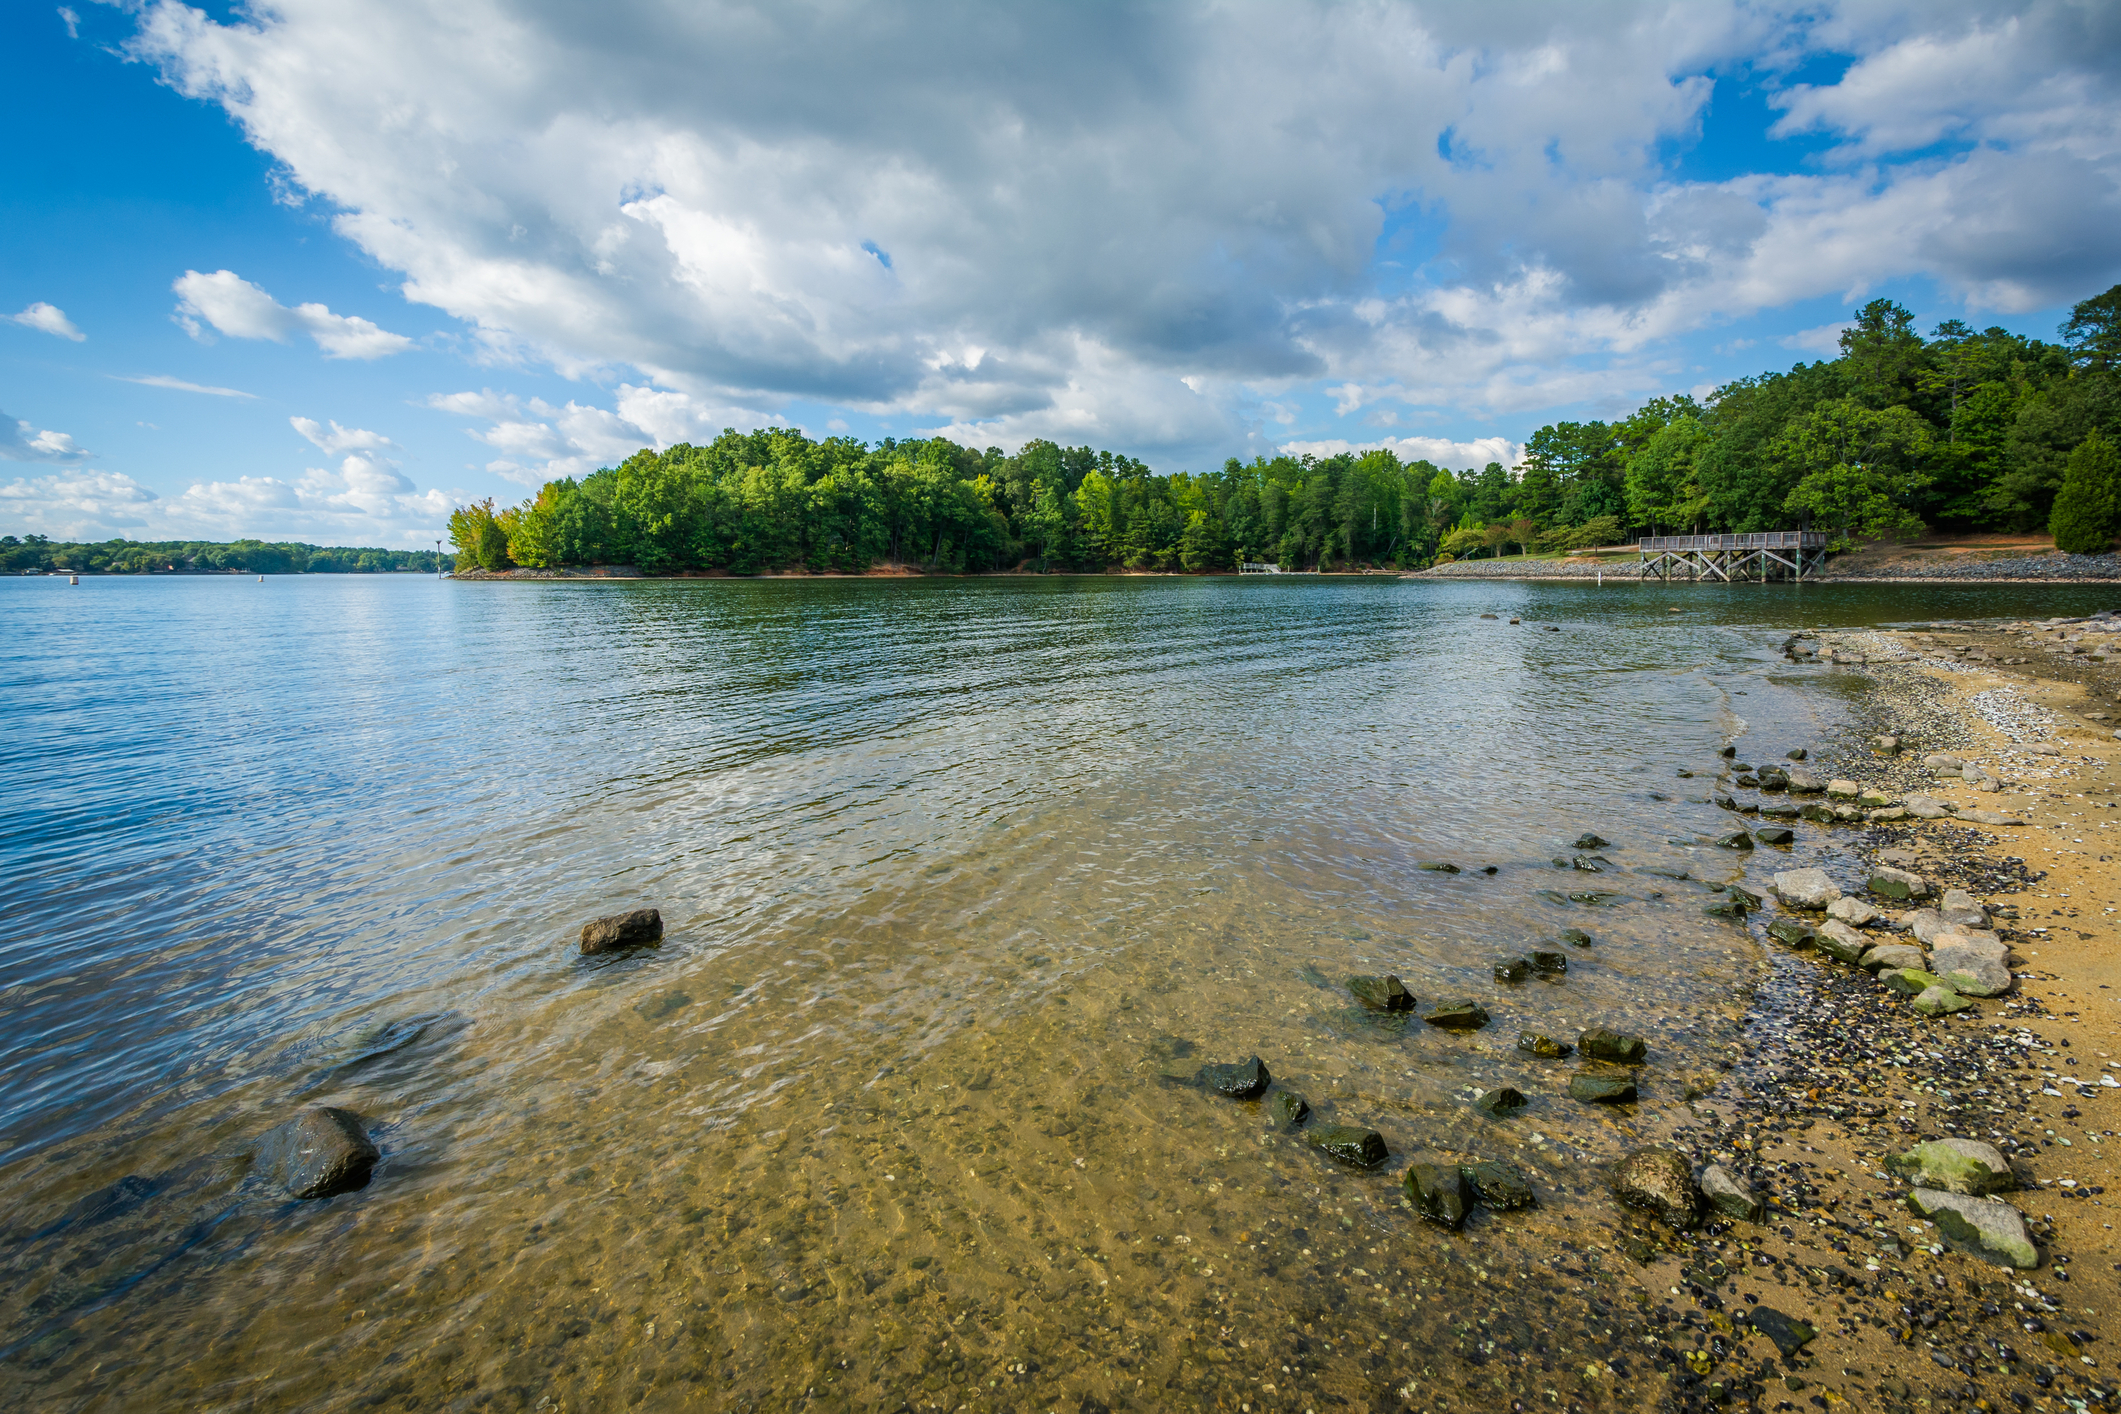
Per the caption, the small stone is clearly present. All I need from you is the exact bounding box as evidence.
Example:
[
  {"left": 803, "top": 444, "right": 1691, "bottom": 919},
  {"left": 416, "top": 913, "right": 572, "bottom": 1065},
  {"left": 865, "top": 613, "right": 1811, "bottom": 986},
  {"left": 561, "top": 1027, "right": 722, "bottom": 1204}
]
[
  {"left": 1755, "top": 765, "right": 1790, "bottom": 791},
  {"left": 1825, "top": 779, "right": 1861, "bottom": 800},
  {"left": 1713, "top": 791, "right": 1739, "bottom": 811},
  {"left": 1417, "top": 860, "right": 1462, "bottom": 873},
  {"left": 1826, "top": 896, "right": 1879, "bottom": 926},
  {"left": 1904, "top": 908, "right": 1948, "bottom": 943},
  {"left": 1719, "top": 745, "right": 1736, "bottom": 758},
  {"left": 1527, "top": 950, "right": 1567, "bottom": 974},
  {"left": 1423, "top": 1000, "right": 1489, "bottom": 1030},
  {"left": 1786, "top": 769, "right": 1824, "bottom": 794},
  {"left": 579, "top": 907, "right": 664, "bottom": 955},
  {"left": 254, "top": 1107, "right": 380, "bottom": 1200},
  {"left": 1571, "top": 854, "right": 1611, "bottom": 872},
  {"left": 1493, "top": 958, "right": 1530, "bottom": 983},
  {"left": 1197, "top": 1056, "right": 1272, "bottom": 1098},
  {"left": 1460, "top": 1159, "right": 1535, "bottom": 1210},
  {"left": 1569, "top": 1075, "right": 1637, "bottom": 1104},
  {"left": 1766, "top": 917, "right": 1816, "bottom": 948},
  {"left": 1904, "top": 1189, "right": 2038, "bottom": 1269},
  {"left": 1885, "top": 1138, "right": 2013, "bottom": 1196},
  {"left": 1960, "top": 808, "right": 2024, "bottom": 826},
  {"left": 1785, "top": 748, "right": 1807, "bottom": 760},
  {"left": 1858, "top": 943, "right": 1926, "bottom": 973},
  {"left": 1347, "top": 974, "right": 1415, "bottom": 1011},
  {"left": 1875, "top": 733, "right": 1900, "bottom": 754},
  {"left": 1771, "top": 868, "right": 1840, "bottom": 909},
  {"left": 1558, "top": 928, "right": 1594, "bottom": 948},
  {"left": 1866, "top": 806, "right": 1909, "bottom": 823},
  {"left": 1308, "top": 1125, "right": 1388, "bottom": 1168},
  {"left": 1517, "top": 1031, "right": 1571, "bottom": 1058},
  {"left": 1867, "top": 866, "right": 1931, "bottom": 901},
  {"left": 1700, "top": 1162, "right": 1761, "bottom": 1221},
  {"left": 1799, "top": 802, "right": 1836, "bottom": 823},
  {"left": 1713, "top": 830, "right": 1753, "bottom": 850},
  {"left": 1473, "top": 1086, "right": 1527, "bottom": 1116},
  {"left": 1912, "top": 985, "right": 1976, "bottom": 1016},
  {"left": 1270, "top": 1090, "right": 1311, "bottom": 1127},
  {"left": 1407, "top": 1162, "right": 1471, "bottom": 1228},
  {"left": 1755, "top": 825, "right": 1796, "bottom": 843},
  {"left": 1612, "top": 1147, "right": 1696, "bottom": 1228},
  {"left": 1816, "top": 920, "right": 1870, "bottom": 963},
  {"left": 1922, "top": 752, "right": 1966, "bottom": 772},
  {"left": 1749, "top": 1308, "right": 1817, "bottom": 1359},
  {"left": 1703, "top": 897, "right": 1750, "bottom": 921},
  {"left": 1579, "top": 1026, "right": 1646, "bottom": 1064},
  {"left": 1904, "top": 795, "right": 1953, "bottom": 820},
  {"left": 1572, "top": 832, "right": 1609, "bottom": 849}
]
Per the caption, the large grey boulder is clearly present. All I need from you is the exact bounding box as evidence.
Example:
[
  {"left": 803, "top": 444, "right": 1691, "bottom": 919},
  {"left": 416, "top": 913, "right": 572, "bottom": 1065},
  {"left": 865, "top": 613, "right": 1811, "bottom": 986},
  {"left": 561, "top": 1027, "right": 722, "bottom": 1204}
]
[
  {"left": 1827, "top": 896, "right": 1880, "bottom": 927},
  {"left": 579, "top": 908, "right": 664, "bottom": 954},
  {"left": 1825, "top": 779, "right": 1862, "bottom": 800},
  {"left": 1904, "top": 796, "right": 1953, "bottom": 820},
  {"left": 1868, "top": 866, "right": 1933, "bottom": 901},
  {"left": 1923, "top": 753, "right": 1966, "bottom": 772},
  {"left": 1904, "top": 908, "right": 1948, "bottom": 944},
  {"left": 255, "top": 1107, "right": 380, "bottom": 1199},
  {"left": 1905, "top": 1189, "right": 2038, "bottom": 1269},
  {"left": 1613, "top": 1148, "right": 1697, "bottom": 1229},
  {"left": 1700, "top": 1163, "right": 1761, "bottom": 1221},
  {"left": 1785, "top": 769, "right": 1825, "bottom": 794},
  {"left": 1940, "top": 890, "right": 1990, "bottom": 929},
  {"left": 1816, "top": 920, "right": 1871, "bottom": 964},
  {"left": 1771, "top": 868, "right": 1840, "bottom": 910},
  {"left": 1859, "top": 943, "right": 1927, "bottom": 973},
  {"left": 1932, "top": 949, "right": 2014, "bottom": 997},
  {"left": 1935, "top": 930, "right": 2008, "bottom": 962},
  {"left": 1886, "top": 1138, "right": 2013, "bottom": 1196}
]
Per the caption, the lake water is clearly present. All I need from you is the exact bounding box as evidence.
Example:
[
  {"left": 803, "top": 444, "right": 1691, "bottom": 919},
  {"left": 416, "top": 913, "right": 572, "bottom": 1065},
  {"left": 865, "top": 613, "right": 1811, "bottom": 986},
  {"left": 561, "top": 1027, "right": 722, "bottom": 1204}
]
[{"left": 0, "top": 573, "right": 2107, "bottom": 1411}]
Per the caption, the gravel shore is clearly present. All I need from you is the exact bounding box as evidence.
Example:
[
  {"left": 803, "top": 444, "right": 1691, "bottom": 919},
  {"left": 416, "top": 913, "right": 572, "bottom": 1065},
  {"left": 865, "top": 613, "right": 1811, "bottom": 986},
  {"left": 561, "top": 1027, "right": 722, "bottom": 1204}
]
[{"left": 1609, "top": 614, "right": 2121, "bottom": 1413}]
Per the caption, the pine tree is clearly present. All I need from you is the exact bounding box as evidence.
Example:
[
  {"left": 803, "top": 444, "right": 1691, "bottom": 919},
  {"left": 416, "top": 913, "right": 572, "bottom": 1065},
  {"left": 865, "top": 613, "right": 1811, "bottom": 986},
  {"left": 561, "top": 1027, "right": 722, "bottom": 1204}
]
[{"left": 2049, "top": 428, "right": 2121, "bottom": 555}]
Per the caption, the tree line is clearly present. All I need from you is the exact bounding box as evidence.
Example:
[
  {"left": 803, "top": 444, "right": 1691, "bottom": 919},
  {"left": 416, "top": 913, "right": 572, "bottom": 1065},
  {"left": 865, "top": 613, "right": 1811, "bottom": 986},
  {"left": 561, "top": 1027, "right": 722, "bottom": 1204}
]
[
  {"left": 0, "top": 536, "right": 454, "bottom": 575},
  {"left": 451, "top": 284, "right": 2120, "bottom": 576}
]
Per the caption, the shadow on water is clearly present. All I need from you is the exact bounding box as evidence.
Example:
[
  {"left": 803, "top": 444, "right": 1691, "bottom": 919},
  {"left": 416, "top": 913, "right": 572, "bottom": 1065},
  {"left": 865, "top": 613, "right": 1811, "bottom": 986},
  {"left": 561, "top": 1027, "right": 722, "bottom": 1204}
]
[{"left": 0, "top": 574, "right": 2110, "bottom": 1407}]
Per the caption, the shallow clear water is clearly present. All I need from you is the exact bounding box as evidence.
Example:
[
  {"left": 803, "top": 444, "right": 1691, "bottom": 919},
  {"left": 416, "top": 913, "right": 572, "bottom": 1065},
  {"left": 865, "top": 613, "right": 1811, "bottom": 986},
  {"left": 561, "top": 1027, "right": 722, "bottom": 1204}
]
[{"left": 0, "top": 574, "right": 2106, "bottom": 1411}]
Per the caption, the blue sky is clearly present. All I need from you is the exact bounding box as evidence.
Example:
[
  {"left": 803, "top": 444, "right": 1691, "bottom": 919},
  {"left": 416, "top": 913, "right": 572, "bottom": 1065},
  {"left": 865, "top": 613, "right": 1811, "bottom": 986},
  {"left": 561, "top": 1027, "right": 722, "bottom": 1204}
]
[{"left": 4, "top": 1, "right": 2116, "bottom": 548}]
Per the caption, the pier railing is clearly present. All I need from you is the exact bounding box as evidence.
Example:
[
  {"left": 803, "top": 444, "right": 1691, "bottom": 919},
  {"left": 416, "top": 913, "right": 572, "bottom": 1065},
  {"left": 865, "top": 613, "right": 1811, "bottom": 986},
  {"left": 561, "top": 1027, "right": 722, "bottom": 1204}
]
[{"left": 1637, "top": 533, "right": 1829, "bottom": 552}]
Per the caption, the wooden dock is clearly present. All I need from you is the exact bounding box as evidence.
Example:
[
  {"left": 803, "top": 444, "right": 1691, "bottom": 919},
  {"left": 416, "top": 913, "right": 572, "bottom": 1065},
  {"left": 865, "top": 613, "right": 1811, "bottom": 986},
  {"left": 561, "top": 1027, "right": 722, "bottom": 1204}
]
[{"left": 1638, "top": 532, "right": 1829, "bottom": 582}]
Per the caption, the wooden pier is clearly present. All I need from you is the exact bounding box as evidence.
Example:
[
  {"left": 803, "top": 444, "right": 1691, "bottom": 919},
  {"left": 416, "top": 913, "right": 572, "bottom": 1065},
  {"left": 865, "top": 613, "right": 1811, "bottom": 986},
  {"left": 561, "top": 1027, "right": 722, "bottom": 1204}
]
[{"left": 1637, "top": 532, "right": 1829, "bottom": 582}]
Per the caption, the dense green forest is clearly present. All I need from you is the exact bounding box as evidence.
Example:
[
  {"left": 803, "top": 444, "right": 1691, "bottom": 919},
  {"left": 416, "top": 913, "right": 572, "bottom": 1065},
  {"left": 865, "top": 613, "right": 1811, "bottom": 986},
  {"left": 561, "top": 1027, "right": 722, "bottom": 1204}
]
[
  {"left": 0, "top": 536, "right": 452, "bottom": 575},
  {"left": 452, "top": 284, "right": 2121, "bottom": 574}
]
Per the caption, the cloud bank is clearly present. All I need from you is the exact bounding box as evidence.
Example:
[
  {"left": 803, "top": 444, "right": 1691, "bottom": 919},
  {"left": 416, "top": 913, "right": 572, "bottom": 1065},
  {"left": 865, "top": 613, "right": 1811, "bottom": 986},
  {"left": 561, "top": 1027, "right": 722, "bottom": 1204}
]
[{"left": 120, "top": 0, "right": 2121, "bottom": 464}]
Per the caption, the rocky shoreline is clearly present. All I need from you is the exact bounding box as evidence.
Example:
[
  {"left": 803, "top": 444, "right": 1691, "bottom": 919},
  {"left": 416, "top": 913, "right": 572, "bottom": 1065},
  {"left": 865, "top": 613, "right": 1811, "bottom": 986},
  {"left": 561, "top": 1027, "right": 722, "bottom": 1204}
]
[
  {"left": 1591, "top": 609, "right": 2121, "bottom": 1412},
  {"left": 1413, "top": 552, "right": 2121, "bottom": 583}
]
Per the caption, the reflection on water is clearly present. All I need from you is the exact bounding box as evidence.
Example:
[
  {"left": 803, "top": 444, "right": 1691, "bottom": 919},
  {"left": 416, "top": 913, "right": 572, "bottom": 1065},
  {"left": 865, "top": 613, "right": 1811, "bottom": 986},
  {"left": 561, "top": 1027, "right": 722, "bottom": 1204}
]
[{"left": 0, "top": 574, "right": 2105, "bottom": 1409}]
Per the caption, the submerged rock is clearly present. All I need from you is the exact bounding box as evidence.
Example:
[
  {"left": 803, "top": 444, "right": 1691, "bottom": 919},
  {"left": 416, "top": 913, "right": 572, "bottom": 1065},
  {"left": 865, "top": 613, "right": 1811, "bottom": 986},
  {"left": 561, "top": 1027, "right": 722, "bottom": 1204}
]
[
  {"left": 1308, "top": 1125, "right": 1388, "bottom": 1168},
  {"left": 1461, "top": 1159, "right": 1535, "bottom": 1210},
  {"left": 1700, "top": 1163, "right": 1761, "bottom": 1221},
  {"left": 1557, "top": 928, "right": 1595, "bottom": 947},
  {"left": 1613, "top": 1147, "right": 1696, "bottom": 1228},
  {"left": 1905, "top": 1188, "right": 2038, "bottom": 1268},
  {"left": 1572, "top": 832, "right": 1609, "bottom": 849},
  {"left": 1417, "top": 860, "right": 1462, "bottom": 873},
  {"left": 1754, "top": 823, "right": 1796, "bottom": 842},
  {"left": 1749, "top": 1308, "right": 1817, "bottom": 1359},
  {"left": 1347, "top": 974, "right": 1415, "bottom": 1011},
  {"left": 1799, "top": 802, "right": 1837, "bottom": 823},
  {"left": 1473, "top": 1086, "right": 1527, "bottom": 1117},
  {"left": 1270, "top": 1090, "right": 1311, "bottom": 1127},
  {"left": 1766, "top": 917, "right": 1817, "bottom": 948},
  {"left": 1771, "top": 868, "right": 1840, "bottom": 909},
  {"left": 1569, "top": 1075, "right": 1637, "bottom": 1104},
  {"left": 1578, "top": 1026, "right": 1646, "bottom": 1064},
  {"left": 1423, "top": 1000, "right": 1489, "bottom": 1030},
  {"left": 579, "top": 907, "right": 664, "bottom": 955},
  {"left": 255, "top": 1106, "right": 380, "bottom": 1200},
  {"left": 1493, "top": 958, "right": 1530, "bottom": 983},
  {"left": 1406, "top": 1162, "right": 1471, "bottom": 1228},
  {"left": 1886, "top": 1138, "right": 2013, "bottom": 1196},
  {"left": 1713, "top": 830, "right": 1754, "bottom": 850},
  {"left": 1197, "top": 1056, "right": 1272, "bottom": 1099},
  {"left": 1527, "top": 950, "right": 1567, "bottom": 974},
  {"left": 1517, "top": 1031, "right": 1572, "bottom": 1058}
]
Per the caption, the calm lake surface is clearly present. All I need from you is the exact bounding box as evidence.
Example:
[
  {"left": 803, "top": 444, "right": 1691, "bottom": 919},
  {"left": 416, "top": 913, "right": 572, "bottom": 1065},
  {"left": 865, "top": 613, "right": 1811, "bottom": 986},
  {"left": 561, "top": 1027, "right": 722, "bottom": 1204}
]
[{"left": 0, "top": 573, "right": 2107, "bottom": 1411}]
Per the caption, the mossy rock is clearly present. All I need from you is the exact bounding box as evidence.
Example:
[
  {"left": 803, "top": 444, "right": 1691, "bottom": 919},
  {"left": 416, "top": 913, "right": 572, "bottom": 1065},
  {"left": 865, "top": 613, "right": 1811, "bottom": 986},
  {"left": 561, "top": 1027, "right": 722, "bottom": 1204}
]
[
  {"left": 1579, "top": 1026, "right": 1647, "bottom": 1064},
  {"left": 1270, "top": 1090, "right": 1310, "bottom": 1127},
  {"left": 1461, "top": 1159, "right": 1536, "bottom": 1210},
  {"left": 1196, "top": 1056, "right": 1271, "bottom": 1099},
  {"left": 1493, "top": 958, "right": 1530, "bottom": 983},
  {"left": 1714, "top": 831, "right": 1754, "bottom": 850},
  {"left": 1558, "top": 928, "right": 1595, "bottom": 947},
  {"left": 1528, "top": 951, "right": 1567, "bottom": 974},
  {"left": 1569, "top": 1075, "right": 1638, "bottom": 1104},
  {"left": 1880, "top": 968, "right": 1947, "bottom": 997},
  {"left": 1423, "top": 1000, "right": 1490, "bottom": 1030},
  {"left": 1406, "top": 1162, "right": 1470, "bottom": 1229},
  {"left": 1766, "top": 918, "right": 1816, "bottom": 948},
  {"left": 1516, "top": 1031, "right": 1571, "bottom": 1058},
  {"left": 1473, "top": 1086, "right": 1526, "bottom": 1117}
]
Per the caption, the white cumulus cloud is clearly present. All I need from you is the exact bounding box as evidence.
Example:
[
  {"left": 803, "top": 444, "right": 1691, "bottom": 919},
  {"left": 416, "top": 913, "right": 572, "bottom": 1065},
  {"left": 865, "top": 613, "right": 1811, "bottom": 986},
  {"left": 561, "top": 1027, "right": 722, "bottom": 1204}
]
[
  {"left": 7, "top": 302, "right": 86, "bottom": 341},
  {"left": 1278, "top": 436, "right": 1525, "bottom": 472},
  {"left": 172, "top": 269, "right": 415, "bottom": 360},
  {"left": 1, "top": 412, "right": 90, "bottom": 465},
  {"left": 426, "top": 385, "right": 782, "bottom": 484},
  {"left": 120, "top": 0, "right": 2121, "bottom": 462}
]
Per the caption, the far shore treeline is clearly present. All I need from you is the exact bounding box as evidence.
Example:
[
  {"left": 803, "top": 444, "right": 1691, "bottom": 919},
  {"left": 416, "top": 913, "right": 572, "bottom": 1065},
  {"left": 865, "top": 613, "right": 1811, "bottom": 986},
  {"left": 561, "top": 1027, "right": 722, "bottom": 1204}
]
[
  {"left": 451, "top": 284, "right": 2121, "bottom": 575},
  {"left": 0, "top": 536, "right": 452, "bottom": 576}
]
